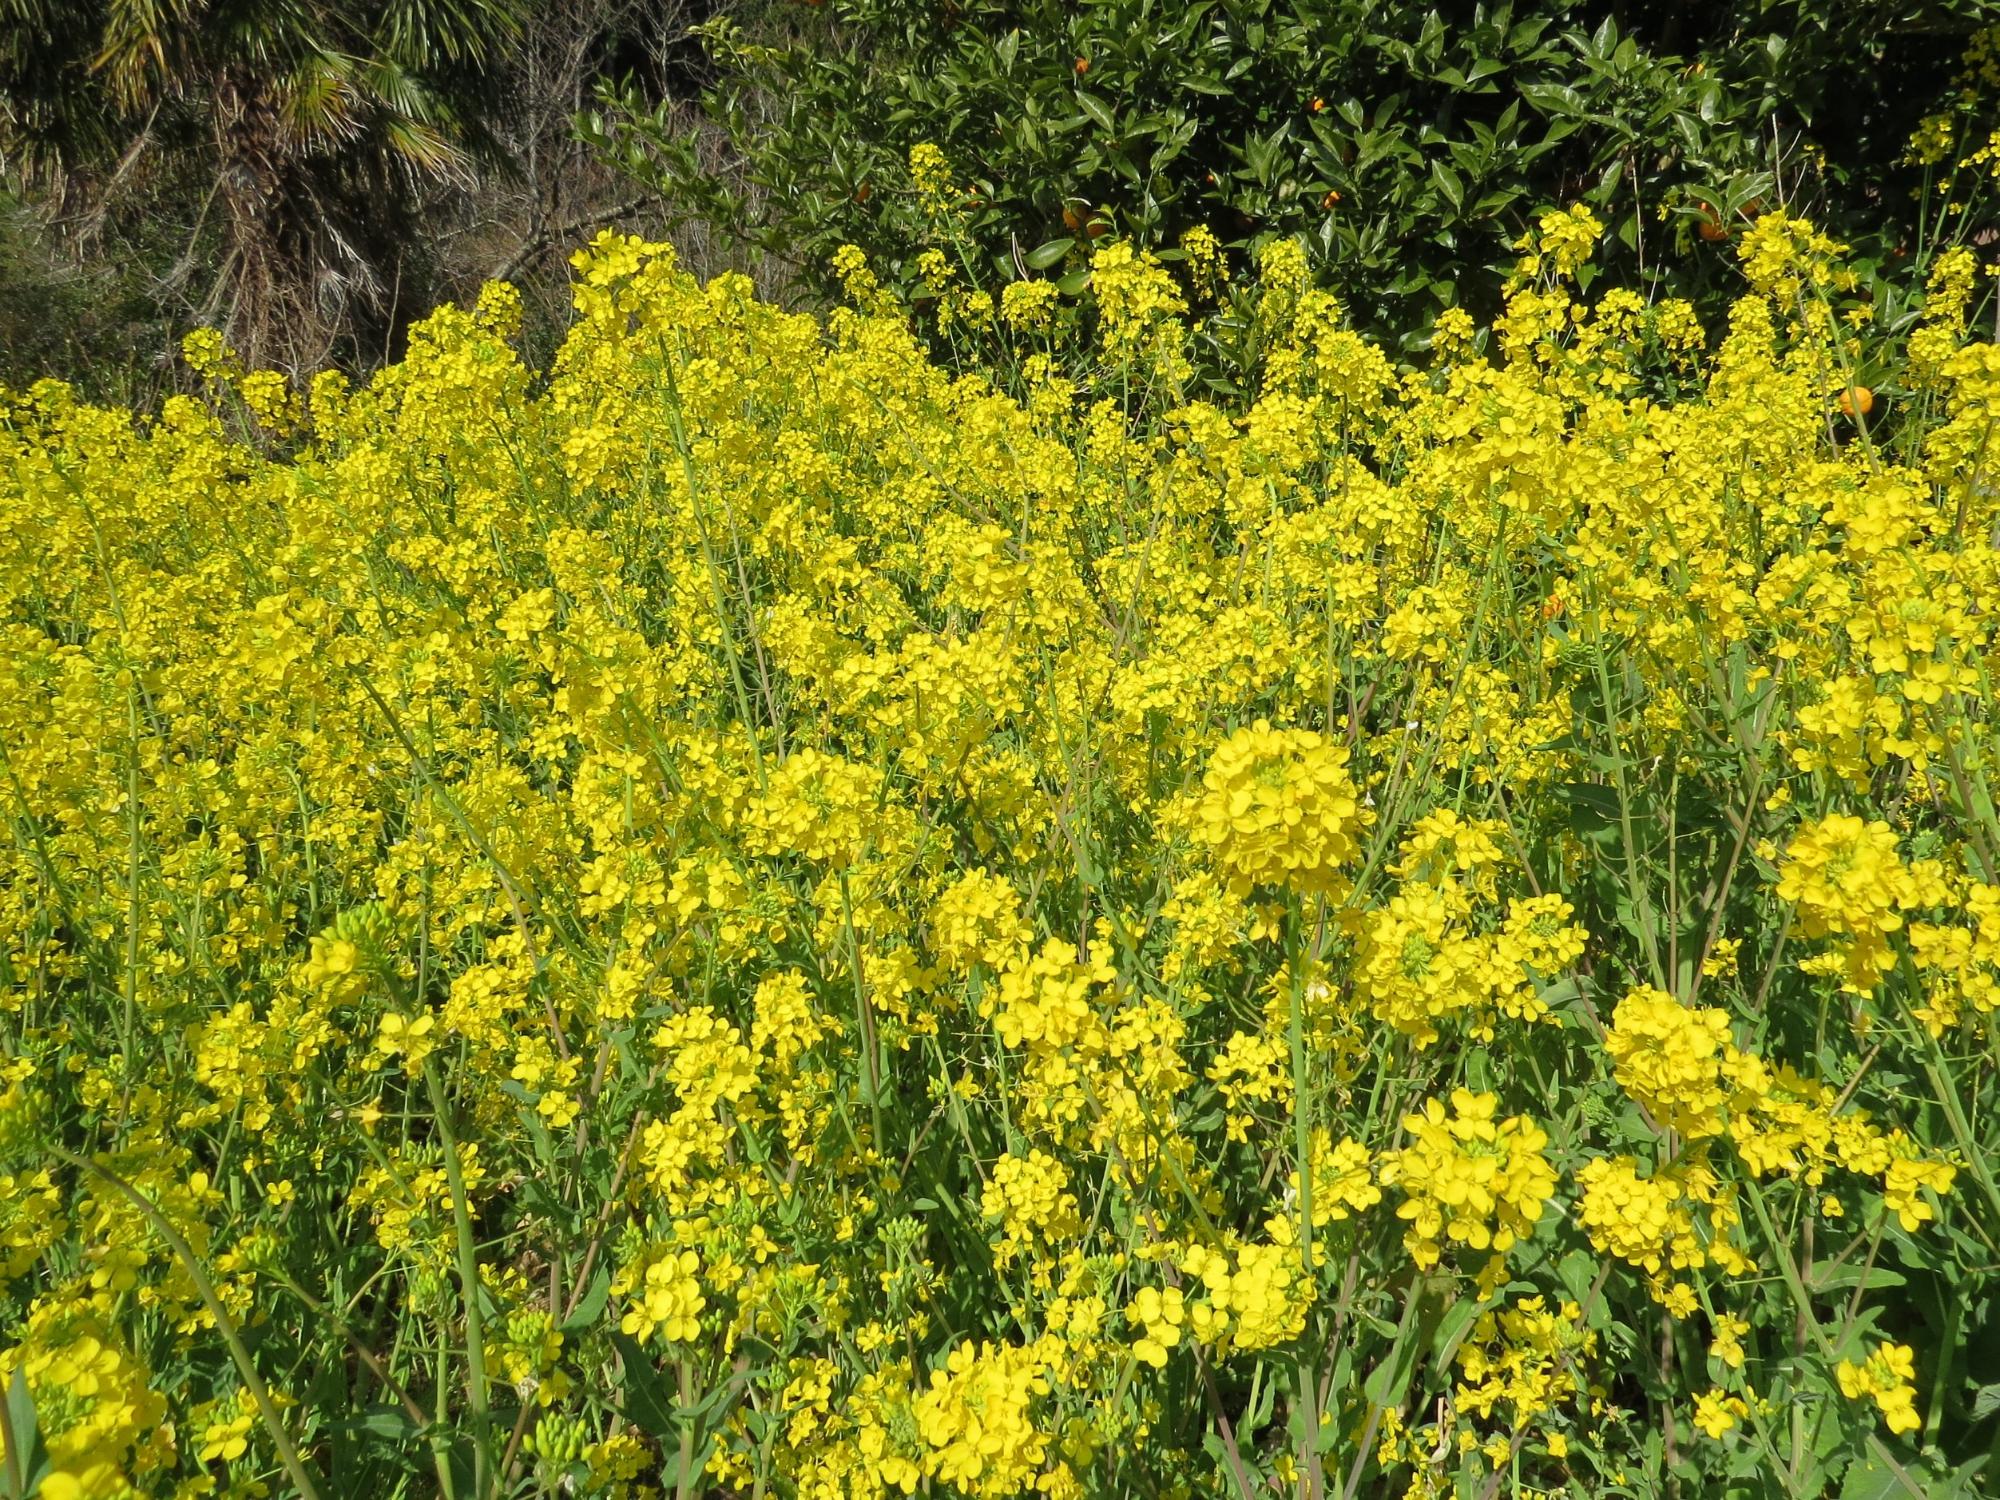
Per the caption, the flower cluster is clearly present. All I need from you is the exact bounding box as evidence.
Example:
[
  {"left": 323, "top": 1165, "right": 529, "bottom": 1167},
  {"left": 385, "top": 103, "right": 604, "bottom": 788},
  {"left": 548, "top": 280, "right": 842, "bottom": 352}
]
[
  {"left": 1379, "top": 1090, "right": 1557, "bottom": 1275},
  {"left": 1189, "top": 721, "right": 1367, "bottom": 898},
  {"left": 0, "top": 211, "right": 1992, "bottom": 1499},
  {"left": 1776, "top": 815, "right": 1950, "bottom": 986},
  {"left": 1602, "top": 987, "right": 1741, "bottom": 1138},
  {"left": 1836, "top": 1342, "right": 1923, "bottom": 1435}
]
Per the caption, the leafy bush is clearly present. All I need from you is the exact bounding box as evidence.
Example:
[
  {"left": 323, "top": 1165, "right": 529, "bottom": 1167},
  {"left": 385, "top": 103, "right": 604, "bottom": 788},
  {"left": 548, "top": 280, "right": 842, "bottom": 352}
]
[
  {"left": 596, "top": 0, "right": 1999, "bottom": 351},
  {"left": 0, "top": 195, "right": 177, "bottom": 401},
  {"left": 5, "top": 216, "right": 2000, "bottom": 1498}
]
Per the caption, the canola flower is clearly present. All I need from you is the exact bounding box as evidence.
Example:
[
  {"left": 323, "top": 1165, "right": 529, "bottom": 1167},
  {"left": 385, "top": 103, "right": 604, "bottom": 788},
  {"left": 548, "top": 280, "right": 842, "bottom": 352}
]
[
  {"left": 0, "top": 201, "right": 1994, "bottom": 1499},
  {"left": 1836, "top": 1342, "right": 1925, "bottom": 1436}
]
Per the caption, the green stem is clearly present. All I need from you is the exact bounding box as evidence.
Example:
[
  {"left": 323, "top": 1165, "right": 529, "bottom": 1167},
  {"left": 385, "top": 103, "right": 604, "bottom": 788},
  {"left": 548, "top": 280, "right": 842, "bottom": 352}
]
[
  {"left": 1741, "top": 1177, "right": 1929, "bottom": 1500},
  {"left": 1917, "top": 1028, "right": 2000, "bottom": 1228},
  {"left": 1286, "top": 916, "right": 1322, "bottom": 1500},
  {"left": 424, "top": 1061, "right": 492, "bottom": 1497},
  {"left": 838, "top": 870, "right": 885, "bottom": 1151}
]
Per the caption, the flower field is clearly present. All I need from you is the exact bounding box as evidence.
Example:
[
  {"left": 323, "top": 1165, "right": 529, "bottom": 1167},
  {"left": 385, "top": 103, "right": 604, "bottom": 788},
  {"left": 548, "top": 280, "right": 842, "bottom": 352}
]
[{"left": 4, "top": 206, "right": 2000, "bottom": 1498}]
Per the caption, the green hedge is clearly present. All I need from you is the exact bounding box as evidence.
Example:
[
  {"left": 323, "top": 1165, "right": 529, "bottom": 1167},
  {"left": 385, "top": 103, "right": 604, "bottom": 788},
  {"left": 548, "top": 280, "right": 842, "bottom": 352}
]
[{"left": 593, "top": 0, "right": 1998, "bottom": 352}]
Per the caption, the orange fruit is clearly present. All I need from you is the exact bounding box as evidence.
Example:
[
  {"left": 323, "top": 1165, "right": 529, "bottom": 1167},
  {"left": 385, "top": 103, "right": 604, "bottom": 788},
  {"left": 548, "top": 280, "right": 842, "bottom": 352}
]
[
  {"left": 1321, "top": 190, "right": 1340, "bottom": 210},
  {"left": 854, "top": 182, "right": 872, "bottom": 203},
  {"left": 1075, "top": 57, "right": 1090, "bottom": 76},
  {"left": 1837, "top": 385, "right": 1875, "bottom": 418},
  {"left": 1062, "top": 204, "right": 1083, "bottom": 233},
  {"left": 1310, "top": 97, "right": 1325, "bottom": 113}
]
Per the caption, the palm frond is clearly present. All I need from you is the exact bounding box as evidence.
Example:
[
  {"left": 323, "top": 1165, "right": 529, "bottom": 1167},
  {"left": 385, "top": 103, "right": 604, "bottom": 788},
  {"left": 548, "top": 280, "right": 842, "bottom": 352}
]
[
  {"left": 353, "top": 53, "right": 443, "bottom": 125},
  {"left": 375, "top": 0, "right": 523, "bottom": 71},
  {"left": 93, "top": 0, "right": 195, "bottom": 106},
  {"left": 0, "top": 0, "right": 113, "bottom": 173},
  {"left": 276, "top": 47, "right": 361, "bottom": 151},
  {"left": 375, "top": 114, "right": 467, "bottom": 179},
  {"left": 205, "top": 0, "right": 324, "bottom": 74}
]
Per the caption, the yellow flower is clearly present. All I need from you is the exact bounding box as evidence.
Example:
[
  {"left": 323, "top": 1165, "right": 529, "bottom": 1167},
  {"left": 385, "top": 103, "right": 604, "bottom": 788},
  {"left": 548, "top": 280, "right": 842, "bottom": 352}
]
[
  {"left": 374, "top": 1010, "right": 439, "bottom": 1072},
  {"left": 1000, "top": 278, "right": 1062, "bottom": 333},
  {"left": 1380, "top": 1089, "right": 1556, "bottom": 1270},
  {"left": 1693, "top": 1388, "right": 1749, "bottom": 1439},
  {"left": 1127, "top": 1285, "right": 1186, "bottom": 1368},
  {"left": 1191, "top": 720, "right": 1367, "bottom": 898},
  {"left": 1710, "top": 1313, "right": 1751, "bottom": 1369},
  {"left": 909, "top": 142, "right": 955, "bottom": 216},
  {"left": 1836, "top": 1343, "right": 1923, "bottom": 1435},
  {"left": 615, "top": 1243, "right": 706, "bottom": 1345},
  {"left": 1602, "top": 987, "right": 1737, "bottom": 1138}
]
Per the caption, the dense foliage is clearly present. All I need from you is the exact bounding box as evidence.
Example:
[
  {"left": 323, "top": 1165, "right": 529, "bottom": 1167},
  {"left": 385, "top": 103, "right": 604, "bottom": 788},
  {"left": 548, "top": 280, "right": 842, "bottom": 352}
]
[
  {"left": 597, "top": 0, "right": 2000, "bottom": 351},
  {"left": 5, "top": 196, "right": 2000, "bottom": 1498},
  {"left": 0, "top": 0, "right": 535, "bottom": 370},
  {"left": 0, "top": 0, "right": 700, "bottom": 382}
]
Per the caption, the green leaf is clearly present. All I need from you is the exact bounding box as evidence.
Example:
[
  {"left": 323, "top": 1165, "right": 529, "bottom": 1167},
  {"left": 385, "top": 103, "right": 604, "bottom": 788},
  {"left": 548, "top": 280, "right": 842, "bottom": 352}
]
[
  {"left": 1024, "top": 237, "right": 1075, "bottom": 270},
  {"left": 1806, "top": 1262, "right": 1907, "bottom": 1296},
  {"left": 5, "top": 1368, "right": 51, "bottom": 1497},
  {"left": 1556, "top": 782, "right": 1625, "bottom": 847},
  {"left": 1429, "top": 160, "right": 1463, "bottom": 212},
  {"left": 611, "top": 1331, "right": 679, "bottom": 1441},
  {"left": 1838, "top": 1452, "right": 1957, "bottom": 1500},
  {"left": 1364, "top": 1277, "right": 1448, "bottom": 1409},
  {"left": 559, "top": 1266, "right": 613, "bottom": 1334},
  {"left": 1076, "top": 91, "right": 1116, "bottom": 133},
  {"left": 1428, "top": 1296, "right": 1482, "bottom": 1378},
  {"left": 1556, "top": 1250, "right": 1601, "bottom": 1313},
  {"left": 328, "top": 1404, "right": 423, "bottom": 1443}
]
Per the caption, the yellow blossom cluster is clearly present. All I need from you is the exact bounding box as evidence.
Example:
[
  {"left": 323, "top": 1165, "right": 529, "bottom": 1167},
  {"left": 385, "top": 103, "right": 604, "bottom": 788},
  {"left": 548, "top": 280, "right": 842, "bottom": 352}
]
[
  {"left": 1776, "top": 814, "right": 1951, "bottom": 986},
  {"left": 2, "top": 210, "right": 1995, "bottom": 1498},
  {"left": 1836, "top": 1342, "right": 1924, "bottom": 1435},
  {"left": 1352, "top": 811, "right": 1585, "bottom": 1045},
  {"left": 1188, "top": 720, "right": 1367, "bottom": 898},
  {"left": 1379, "top": 1090, "right": 1557, "bottom": 1273},
  {"left": 1602, "top": 987, "right": 1741, "bottom": 1138}
]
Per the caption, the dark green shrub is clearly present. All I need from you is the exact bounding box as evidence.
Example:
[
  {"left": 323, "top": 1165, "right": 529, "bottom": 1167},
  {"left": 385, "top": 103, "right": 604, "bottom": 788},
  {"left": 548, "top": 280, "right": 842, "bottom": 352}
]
[{"left": 593, "top": 0, "right": 1999, "bottom": 351}]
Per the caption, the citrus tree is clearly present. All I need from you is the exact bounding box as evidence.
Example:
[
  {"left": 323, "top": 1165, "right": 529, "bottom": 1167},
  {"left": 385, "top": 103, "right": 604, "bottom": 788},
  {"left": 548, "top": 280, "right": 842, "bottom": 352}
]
[{"left": 592, "top": 0, "right": 1995, "bottom": 351}]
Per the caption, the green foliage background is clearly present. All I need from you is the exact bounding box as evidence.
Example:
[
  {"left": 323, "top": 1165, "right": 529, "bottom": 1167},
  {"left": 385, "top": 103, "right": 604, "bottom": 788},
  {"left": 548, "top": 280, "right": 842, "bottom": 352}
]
[{"left": 595, "top": 0, "right": 1998, "bottom": 350}]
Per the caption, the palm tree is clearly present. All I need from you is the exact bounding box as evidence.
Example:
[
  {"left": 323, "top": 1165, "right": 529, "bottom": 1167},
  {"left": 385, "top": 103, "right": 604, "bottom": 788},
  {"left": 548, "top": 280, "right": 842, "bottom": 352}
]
[{"left": 2, "top": 0, "right": 523, "bottom": 372}]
